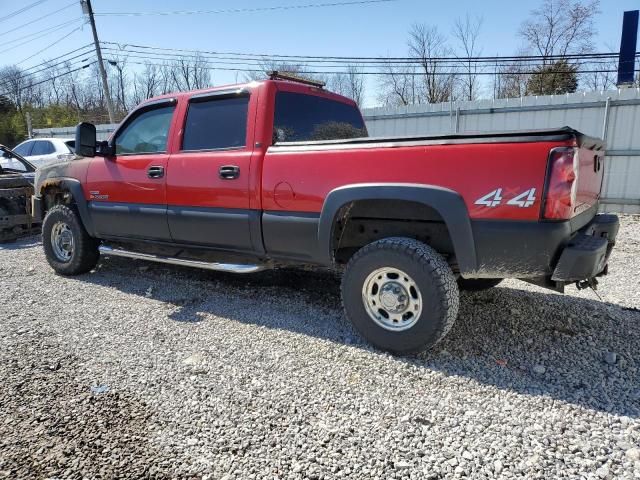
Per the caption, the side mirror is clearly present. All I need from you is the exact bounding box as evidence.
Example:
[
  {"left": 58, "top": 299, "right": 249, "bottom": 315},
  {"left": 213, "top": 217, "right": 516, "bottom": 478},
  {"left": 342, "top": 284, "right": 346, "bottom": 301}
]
[{"left": 75, "top": 122, "right": 96, "bottom": 157}]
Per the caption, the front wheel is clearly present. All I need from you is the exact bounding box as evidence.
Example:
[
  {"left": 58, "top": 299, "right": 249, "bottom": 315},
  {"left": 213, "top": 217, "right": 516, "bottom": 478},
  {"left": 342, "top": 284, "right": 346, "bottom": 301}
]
[
  {"left": 42, "top": 204, "right": 99, "bottom": 275},
  {"left": 341, "top": 237, "right": 459, "bottom": 355}
]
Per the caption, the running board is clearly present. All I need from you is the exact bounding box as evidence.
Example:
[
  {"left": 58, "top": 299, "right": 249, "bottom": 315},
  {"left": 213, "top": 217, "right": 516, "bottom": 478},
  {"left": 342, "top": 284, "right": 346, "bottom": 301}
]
[{"left": 98, "top": 245, "right": 266, "bottom": 274}]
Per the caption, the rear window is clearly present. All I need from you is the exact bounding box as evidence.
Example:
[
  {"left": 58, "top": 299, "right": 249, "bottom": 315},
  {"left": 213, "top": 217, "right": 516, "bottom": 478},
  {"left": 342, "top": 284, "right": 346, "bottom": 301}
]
[
  {"left": 182, "top": 95, "right": 249, "bottom": 151},
  {"left": 273, "top": 92, "right": 367, "bottom": 143},
  {"left": 64, "top": 140, "right": 75, "bottom": 153}
]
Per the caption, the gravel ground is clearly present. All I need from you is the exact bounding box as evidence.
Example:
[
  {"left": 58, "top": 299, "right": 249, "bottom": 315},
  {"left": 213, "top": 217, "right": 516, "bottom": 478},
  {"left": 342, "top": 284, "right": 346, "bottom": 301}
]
[{"left": 1, "top": 216, "right": 639, "bottom": 479}]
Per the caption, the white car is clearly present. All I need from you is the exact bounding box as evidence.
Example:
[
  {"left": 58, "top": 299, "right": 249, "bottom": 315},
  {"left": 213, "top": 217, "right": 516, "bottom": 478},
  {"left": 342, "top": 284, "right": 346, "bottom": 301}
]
[{"left": 12, "top": 138, "right": 75, "bottom": 168}]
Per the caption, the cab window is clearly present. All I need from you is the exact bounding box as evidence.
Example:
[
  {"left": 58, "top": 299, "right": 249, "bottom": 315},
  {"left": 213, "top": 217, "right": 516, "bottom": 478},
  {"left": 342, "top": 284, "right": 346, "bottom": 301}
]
[
  {"left": 115, "top": 105, "right": 175, "bottom": 155},
  {"left": 273, "top": 92, "right": 367, "bottom": 143},
  {"left": 182, "top": 95, "right": 249, "bottom": 151}
]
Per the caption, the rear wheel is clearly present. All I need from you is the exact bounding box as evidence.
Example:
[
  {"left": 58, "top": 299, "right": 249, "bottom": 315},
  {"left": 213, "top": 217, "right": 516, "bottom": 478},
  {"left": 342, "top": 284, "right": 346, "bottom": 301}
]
[
  {"left": 341, "top": 237, "right": 459, "bottom": 354},
  {"left": 457, "top": 278, "right": 502, "bottom": 291},
  {"left": 42, "top": 204, "right": 99, "bottom": 275}
]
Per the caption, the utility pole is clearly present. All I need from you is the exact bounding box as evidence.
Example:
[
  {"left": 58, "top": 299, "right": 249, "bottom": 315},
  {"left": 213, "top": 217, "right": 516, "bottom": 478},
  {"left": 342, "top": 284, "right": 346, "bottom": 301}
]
[
  {"left": 81, "top": 0, "right": 115, "bottom": 123},
  {"left": 25, "top": 112, "right": 33, "bottom": 139}
]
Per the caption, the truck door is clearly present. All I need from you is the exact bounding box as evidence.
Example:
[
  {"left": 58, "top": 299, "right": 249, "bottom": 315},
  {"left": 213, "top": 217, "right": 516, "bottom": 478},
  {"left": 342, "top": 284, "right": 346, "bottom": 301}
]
[
  {"left": 166, "top": 89, "right": 258, "bottom": 252},
  {"left": 85, "top": 99, "right": 177, "bottom": 241}
]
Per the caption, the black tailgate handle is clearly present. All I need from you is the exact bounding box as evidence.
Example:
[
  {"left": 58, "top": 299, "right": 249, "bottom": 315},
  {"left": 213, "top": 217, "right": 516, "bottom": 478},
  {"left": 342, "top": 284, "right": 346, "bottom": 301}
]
[{"left": 219, "top": 165, "right": 240, "bottom": 179}]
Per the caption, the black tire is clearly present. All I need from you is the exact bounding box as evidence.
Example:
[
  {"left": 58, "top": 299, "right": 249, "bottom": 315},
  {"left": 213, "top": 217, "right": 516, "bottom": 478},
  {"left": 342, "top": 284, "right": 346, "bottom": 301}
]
[
  {"left": 457, "top": 278, "right": 503, "bottom": 291},
  {"left": 341, "top": 237, "right": 459, "bottom": 355},
  {"left": 42, "top": 204, "right": 99, "bottom": 275}
]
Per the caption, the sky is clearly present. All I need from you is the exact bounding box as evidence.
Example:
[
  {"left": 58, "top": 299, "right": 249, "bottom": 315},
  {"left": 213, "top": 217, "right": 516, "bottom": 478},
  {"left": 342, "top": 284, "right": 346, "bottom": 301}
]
[{"left": 2, "top": 0, "right": 638, "bottom": 107}]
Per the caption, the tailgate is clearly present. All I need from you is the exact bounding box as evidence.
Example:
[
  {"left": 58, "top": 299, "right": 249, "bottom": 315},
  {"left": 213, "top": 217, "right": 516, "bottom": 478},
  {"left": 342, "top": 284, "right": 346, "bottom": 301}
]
[{"left": 575, "top": 139, "right": 605, "bottom": 215}]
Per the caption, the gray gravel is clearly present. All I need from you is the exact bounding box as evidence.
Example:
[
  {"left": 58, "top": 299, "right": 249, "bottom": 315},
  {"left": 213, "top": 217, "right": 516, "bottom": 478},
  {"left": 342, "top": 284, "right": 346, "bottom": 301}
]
[{"left": 1, "top": 216, "right": 640, "bottom": 479}]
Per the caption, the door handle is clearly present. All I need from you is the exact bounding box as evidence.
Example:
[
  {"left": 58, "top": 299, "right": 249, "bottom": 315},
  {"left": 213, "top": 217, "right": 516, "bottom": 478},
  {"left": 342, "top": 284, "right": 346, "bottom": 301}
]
[
  {"left": 147, "top": 165, "right": 165, "bottom": 178},
  {"left": 219, "top": 165, "right": 240, "bottom": 180}
]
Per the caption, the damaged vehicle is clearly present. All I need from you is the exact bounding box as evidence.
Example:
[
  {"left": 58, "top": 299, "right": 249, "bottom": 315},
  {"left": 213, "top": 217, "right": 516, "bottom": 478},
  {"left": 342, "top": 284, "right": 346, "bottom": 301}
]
[
  {"left": 31, "top": 75, "right": 619, "bottom": 354},
  {"left": 0, "top": 145, "right": 36, "bottom": 243}
]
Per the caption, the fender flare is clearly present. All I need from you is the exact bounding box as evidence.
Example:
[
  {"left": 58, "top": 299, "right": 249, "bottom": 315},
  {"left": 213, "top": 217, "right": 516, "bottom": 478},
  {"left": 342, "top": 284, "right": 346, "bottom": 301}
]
[
  {"left": 317, "top": 183, "right": 477, "bottom": 275},
  {"left": 39, "top": 177, "right": 96, "bottom": 237}
]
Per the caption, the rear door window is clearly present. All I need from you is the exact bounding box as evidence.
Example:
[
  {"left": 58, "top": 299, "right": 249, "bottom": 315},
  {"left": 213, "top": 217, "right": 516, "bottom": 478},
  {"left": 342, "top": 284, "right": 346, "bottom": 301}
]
[
  {"left": 182, "top": 95, "right": 249, "bottom": 151},
  {"left": 31, "top": 140, "right": 55, "bottom": 155},
  {"left": 273, "top": 92, "right": 367, "bottom": 143}
]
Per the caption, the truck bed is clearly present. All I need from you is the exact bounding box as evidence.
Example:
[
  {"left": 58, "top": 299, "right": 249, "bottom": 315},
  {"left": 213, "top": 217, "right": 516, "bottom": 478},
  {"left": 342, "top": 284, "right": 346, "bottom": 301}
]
[{"left": 272, "top": 126, "right": 605, "bottom": 150}]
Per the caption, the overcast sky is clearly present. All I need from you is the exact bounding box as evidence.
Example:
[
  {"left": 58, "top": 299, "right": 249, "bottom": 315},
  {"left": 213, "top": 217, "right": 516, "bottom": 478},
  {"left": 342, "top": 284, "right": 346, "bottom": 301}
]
[{"left": 2, "top": 0, "right": 638, "bottom": 107}]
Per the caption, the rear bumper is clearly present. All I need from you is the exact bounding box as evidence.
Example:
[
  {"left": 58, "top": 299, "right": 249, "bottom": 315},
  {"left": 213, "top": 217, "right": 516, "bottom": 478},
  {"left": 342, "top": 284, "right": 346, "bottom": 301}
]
[
  {"left": 470, "top": 208, "right": 618, "bottom": 281},
  {"left": 551, "top": 214, "right": 618, "bottom": 282}
]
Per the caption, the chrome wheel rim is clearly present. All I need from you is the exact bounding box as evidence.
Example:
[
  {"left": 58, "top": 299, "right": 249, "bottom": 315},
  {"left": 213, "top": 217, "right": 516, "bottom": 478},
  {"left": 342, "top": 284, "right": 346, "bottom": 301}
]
[
  {"left": 50, "top": 221, "right": 74, "bottom": 262},
  {"left": 362, "top": 267, "right": 422, "bottom": 331}
]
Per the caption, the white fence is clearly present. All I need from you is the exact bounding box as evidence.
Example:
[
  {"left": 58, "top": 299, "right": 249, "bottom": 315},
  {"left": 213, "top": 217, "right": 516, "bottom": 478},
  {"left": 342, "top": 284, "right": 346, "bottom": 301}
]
[
  {"left": 35, "top": 88, "right": 640, "bottom": 213},
  {"left": 34, "top": 123, "right": 118, "bottom": 142}
]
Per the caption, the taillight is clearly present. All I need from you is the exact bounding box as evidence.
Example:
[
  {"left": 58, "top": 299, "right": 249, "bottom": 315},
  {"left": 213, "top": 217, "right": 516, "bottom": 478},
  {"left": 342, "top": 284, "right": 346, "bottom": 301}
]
[{"left": 543, "top": 147, "right": 579, "bottom": 219}]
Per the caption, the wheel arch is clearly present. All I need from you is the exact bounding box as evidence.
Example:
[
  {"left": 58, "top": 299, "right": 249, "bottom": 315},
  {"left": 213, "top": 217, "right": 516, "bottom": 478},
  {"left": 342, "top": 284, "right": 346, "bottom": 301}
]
[
  {"left": 39, "top": 177, "right": 96, "bottom": 236},
  {"left": 318, "top": 183, "right": 477, "bottom": 275}
]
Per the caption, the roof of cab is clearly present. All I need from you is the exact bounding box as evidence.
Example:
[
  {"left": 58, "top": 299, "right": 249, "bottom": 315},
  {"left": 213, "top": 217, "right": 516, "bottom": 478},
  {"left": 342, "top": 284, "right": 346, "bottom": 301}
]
[{"left": 139, "top": 79, "right": 357, "bottom": 108}]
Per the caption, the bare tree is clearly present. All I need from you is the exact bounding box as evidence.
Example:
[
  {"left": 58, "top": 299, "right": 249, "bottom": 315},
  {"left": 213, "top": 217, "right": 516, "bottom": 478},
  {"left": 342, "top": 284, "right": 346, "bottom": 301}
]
[
  {"left": 170, "top": 54, "right": 211, "bottom": 91},
  {"left": 520, "top": 0, "right": 600, "bottom": 62},
  {"left": 44, "top": 61, "right": 62, "bottom": 104},
  {"left": 327, "top": 65, "right": 366, "bottom": 106},
  {"left": 131, "top": 64, "right": 160, "bottom": 105},
  {"left": 0, "top": 66, "right": 33, "bottom": 111},
  {"left": 408, "top": 23, "right": 455, "bottom": 103},
  {"left": 452, "top": 14, "right": 483, "bottom": 101},
  {"left": 493, "top": 59, "right": 531, "bottom": 99},
  {"left": 377, "top": 62, "right": 420, "bottom": 106},
  {"left": 519, "top": 0, "right": 601, "bottom": 92},
  {"left": 581, "top": 43, "right": 617, "bottom": 91}
]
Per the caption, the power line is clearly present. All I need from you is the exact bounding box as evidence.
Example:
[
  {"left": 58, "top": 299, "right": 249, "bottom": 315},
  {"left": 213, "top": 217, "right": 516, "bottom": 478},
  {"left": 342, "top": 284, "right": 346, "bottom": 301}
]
[
  {"left": 17, "top": 25, "right": 84, "bottom": 65},
  {"left": 101, "top": 40, "right": 633, "bottom": 63},
  {"left": 0, "top": 45, "right": 94, "bottom": 90},
  {"left": 19, "top": 44, "right": 94, "bottom": 72},
  {"left": 0, "top": 0, "right": 49, "bottom": 23},
  {"left": 0, "top": 62, "right": 95, "bottom": 98},
  {"left": 0, "top": 1, "right": 77, "bottom": 38},
  {"left": 118, "top": 58, "right": 634, "bottom": 76},
  {"left": 94, "top": 0, "right": 397, "bottom": 16},
  {"left": 0, "top": 18, "right": 83, "bottom": 50},
  {"left": 0, "top": 57, "right": 92, "bottom": 92},
  {"left": 100, "top": 45, "right": 625, "bottom": 70}
]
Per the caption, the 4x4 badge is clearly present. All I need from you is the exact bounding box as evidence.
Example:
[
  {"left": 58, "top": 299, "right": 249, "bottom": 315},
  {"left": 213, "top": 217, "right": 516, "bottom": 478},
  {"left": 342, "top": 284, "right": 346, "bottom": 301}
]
[{"left": 475, "top": 188, "right": 536, "bottom": 208}]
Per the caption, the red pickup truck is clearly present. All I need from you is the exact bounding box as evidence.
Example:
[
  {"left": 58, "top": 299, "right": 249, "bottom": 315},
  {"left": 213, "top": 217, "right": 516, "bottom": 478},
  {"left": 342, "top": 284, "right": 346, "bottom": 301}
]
[{"left": 32, "top": 74, "right": 619, "bottom": 354}]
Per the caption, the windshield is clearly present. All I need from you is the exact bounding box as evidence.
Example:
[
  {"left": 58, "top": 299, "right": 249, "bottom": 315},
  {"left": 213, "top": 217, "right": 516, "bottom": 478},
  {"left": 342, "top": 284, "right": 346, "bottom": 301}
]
[{"left": 0, "top": 148, "right": 32, "bottom": 173}]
